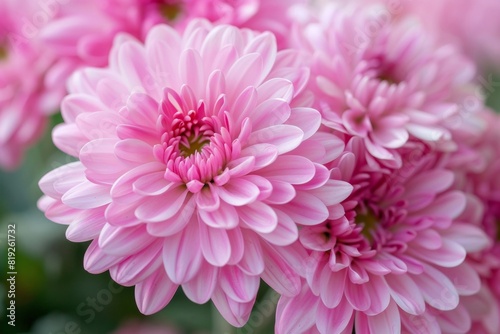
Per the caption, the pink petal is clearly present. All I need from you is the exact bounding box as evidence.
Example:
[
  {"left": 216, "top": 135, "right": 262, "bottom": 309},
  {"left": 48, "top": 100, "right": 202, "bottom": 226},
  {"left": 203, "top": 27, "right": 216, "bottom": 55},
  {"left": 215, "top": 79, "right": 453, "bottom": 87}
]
[
  {"left": 411, "top": 239, "right": 466, "bottom": 268},
  {"left": 436, "top": 304, "right": 471, "bottom": 333},
  {"left": 39, "top": 162, "right": 86, "bottom": 198},
  {"left": 309, "top": 180, "right": 353, "bottom": 206},
  {"left": 83, "top": 240, "right": 122, "bottom": 274},
  {"left": 316, "top": 298, "right": 353, "bottom": 334},
  {"left": 276, "top": 285, "right": 318, "bottom": 334},
  {"left": 66, "top": 208, "right": 106, "bottom": 242},
  {"left": 199, "top": 200, "right": 239, "bottom": 229},
  {"left": 258, "top": 209, "right": 299, "bottom": 246},
  {"left": 241, "top": 143, "right": 278, "bottom": 169},
  {"left": 363, "top": 300, "right": 401, "bottom": 333},
  {"left": 115, "top": 139, "right": 155, "bottom": 164},
  {"left": 146, "top": 197, "right": 196, "bottom": 237},
  {"left": 226, "top": 53, "right": 264, "bottom": 101},
  {"left": 135, "top": 269, "right": 178, "bottom": 315},
  {"left": 237, "top": 233, "right": 265, "bottom": 276},
  {"left": 105, "top": 201, "right": 142, "bottom": 227},
  {"left": 199, "top": 223, "right": 232, "bottom": 266},
  {"left": 320, "top": 267, "right": 346, "bottom": 308},
  {"left": 440, "top": 262, "right": 481, "bottom": 296},
  {"left": 282, "top": 192, "right": 329, "bottom": 226},
  {"left": 62, "top": 181, "right": 111, "bottom": 209},
  {"left": 110, "top": 240, "right": 163, "bottom": 286},
  {"left": 411, "top": 264, "right": 459, "bottom": 311},
  {"left": 265, "top": 181, "right": 296, "bottom": 205},
  {"left": 195, "top": 186, "right": 221, "bottom": 212},
  {"left": 261, "top": 243, "right": 301, "bottom": 297},
  {"left": 259, "top": 155, "right": 315, "bottom": 184},
  {"left": 256, "top": 78, "right": 294, "bottom": 104},
  {"left": 248, "top": 125, "right": 304, "bottom": 154},
  {"left": 251, "top": 98, "right": 291, "bottom": 130},
  {"left": 212, "top": 286, "right": 255, "bottom": 327},
  {"left": 162, "top": 224, "right": 203, "bottom": 284},
  {"left": 286, "top": 107, "right": 321, "bottom": 140},
  {"left": 132, "top": 171, "right": 172, "bottom": 196},
  {"left": 216, "top": 178, "right": 260, "bottom": 206},
  {"left": 135, "top": 185, "right": 189, "bottom": 223},
  {"left": 239, "top": 201, "right": 278, "bottom": 233},
  {"left": 220, "top": 266, "right": 260, "bottom": 303},
  {"left": 384, "top": 274, "right": 426, "bottom": 315},
  {"left": 182, "top": 260, "right": 218, "bottom": 304},
  {"left": 98, "top": 224, "right": 152, "bottom": 256},
  {"left": 345, "top": 281, "right": 371, "bottom": 312}
]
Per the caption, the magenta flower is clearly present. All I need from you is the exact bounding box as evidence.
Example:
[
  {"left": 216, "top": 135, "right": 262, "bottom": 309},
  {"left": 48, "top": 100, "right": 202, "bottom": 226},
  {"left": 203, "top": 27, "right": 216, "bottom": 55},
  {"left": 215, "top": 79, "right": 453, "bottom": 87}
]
[
  {"left": 0, "top": 0, "right": 66, "bottom": 169},
  {"left": 38, "top": 20, "right": 351, "bottom": 326},
  {"left": 275, "top": 142, "right": 490, "bottom": 333},
  {"left": 293, "top": 2, "right": 480, "bottom": 168}
]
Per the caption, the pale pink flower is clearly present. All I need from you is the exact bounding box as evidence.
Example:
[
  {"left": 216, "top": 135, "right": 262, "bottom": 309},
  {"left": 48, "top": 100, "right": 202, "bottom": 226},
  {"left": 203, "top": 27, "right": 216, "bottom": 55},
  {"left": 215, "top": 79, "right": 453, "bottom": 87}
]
[
  {"left": 292, "top": 2, "right": 481, "bottom": 168},
  {"left": 170, "top": 0, "right": 306, "bottom": 46},
  {"left": 0, "top": 0, "right": 66, "bottom": 169},
  {"left": 40, "top": 0, "right": 304, "bottom": 71},
  {"left": 38, "top": 20, "right": 352, "bottom": 326},
  {"left": 276, "top": 142, "right": 490, "bottom": 333},
  {"left": 359, "top": 0, "right": 500, "bottom": 69}
]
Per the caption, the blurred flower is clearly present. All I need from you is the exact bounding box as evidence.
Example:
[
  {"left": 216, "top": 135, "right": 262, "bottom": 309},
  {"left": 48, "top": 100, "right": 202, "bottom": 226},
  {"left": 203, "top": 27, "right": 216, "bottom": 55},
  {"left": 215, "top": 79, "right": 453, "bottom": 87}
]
[
  {"left": 0, "top": 0, "right": 66, "bottom": 169},
  {"left": 292, "top": 2, "right": 481, "bottom": 168},
  {"left": 449, "top": 110, "right": 500, "bottom": 333},
  {"left": 276, "top": 142, "right": 490, "bottom": 333},
  {"left": 38, "top": 20, "right": 351, "bottom": 327},
  {"left": 370, "top": 0, "right": 500, "bottom": 70}
]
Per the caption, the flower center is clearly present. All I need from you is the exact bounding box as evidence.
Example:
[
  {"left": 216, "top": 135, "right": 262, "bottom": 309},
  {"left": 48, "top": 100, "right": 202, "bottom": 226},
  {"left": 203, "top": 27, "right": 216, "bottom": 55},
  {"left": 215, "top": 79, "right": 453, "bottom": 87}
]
[
  {"left": 0, "top": 42, "right": 8, "bottom": 60},
  {"left": 158, "top": 1, "right": 182, "bottom": 21},
  {"left": 169, "top": 109, "right": 212, "bottom": 158},
  {"left": 355, "top": 208, "right": 379, "bottom": 243}
]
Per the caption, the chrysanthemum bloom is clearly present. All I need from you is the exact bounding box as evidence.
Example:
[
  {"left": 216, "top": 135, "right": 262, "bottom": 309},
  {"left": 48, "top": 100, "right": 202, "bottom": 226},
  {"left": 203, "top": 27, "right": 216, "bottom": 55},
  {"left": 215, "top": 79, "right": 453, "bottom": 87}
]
[
  {"left": 291, "top": 2, "right": 481, "bottom": 168},
  {"left": 449, "top": 110, "right": 500, "bottom": 333},
  {"left": 0, "top": 0, "right": 66, "bottom": 169},
  {"left": 358, "top": 0, "right": 500, "bottom": 70},
  {"left": 146, "top": 0, "right": 306, "bottom": 47},
  {"left": 275, "top": 140, "right": 490, "bottom": 333},
  {"left": 38, "top": 20, "right": 352, "bottom": 326},
  {"left": 40, "top": 0, "right": 304, "bottom": 72}
]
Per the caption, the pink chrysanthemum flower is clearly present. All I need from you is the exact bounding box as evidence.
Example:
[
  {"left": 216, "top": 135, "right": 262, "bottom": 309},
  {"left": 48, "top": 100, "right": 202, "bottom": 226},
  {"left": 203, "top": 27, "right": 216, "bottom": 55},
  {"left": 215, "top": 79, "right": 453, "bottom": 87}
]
[
  {"left": 275, "top": 141, "right": 490, "bottom": 333},
  {"left": 0, "top": 0, "right": 65, "bottom": 169},
  {"left": 38, "top": 20, "right": 352, "bottom": 326},
  {"left": 449, "top": 110, "right": 500, "bottom": 334},
  {"left": 358, "top": 0, "right": 500, "bottom": 70},
  {"left": 40, "top": 0, "right": 304, "bottom": 71},
  {"left": 292, "top": 2, "right": 481, "bottom": 168}
]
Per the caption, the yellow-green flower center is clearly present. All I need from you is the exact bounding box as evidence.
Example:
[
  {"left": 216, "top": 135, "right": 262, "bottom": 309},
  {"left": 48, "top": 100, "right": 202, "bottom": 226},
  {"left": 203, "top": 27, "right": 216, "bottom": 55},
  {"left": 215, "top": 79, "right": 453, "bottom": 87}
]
[
  {"left": 159, "top": 2, "right": 182, "bottom": 21},
  {"left": 0, "top": 44, "right": 8, "bottom": 60},
  {"left": 356, "top": 209, "right": 379, "bottom": 242},
  {"left": 179, "top": 134, "right": 210, "bottom": 157}
]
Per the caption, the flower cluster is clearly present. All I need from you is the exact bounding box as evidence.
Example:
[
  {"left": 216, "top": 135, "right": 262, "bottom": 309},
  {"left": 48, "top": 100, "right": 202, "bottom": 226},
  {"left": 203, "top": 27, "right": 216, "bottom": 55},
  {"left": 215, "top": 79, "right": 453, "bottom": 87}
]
[{"left": 27, "top": 0, "right": 500, "bottom": 333}]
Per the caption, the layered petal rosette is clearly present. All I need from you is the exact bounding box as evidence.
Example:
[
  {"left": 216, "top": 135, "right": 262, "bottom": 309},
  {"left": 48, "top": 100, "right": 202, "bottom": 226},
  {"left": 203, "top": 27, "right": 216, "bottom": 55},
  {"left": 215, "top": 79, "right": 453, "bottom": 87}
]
[
  {"left": 292, "top": 2, "right": 481, "bottom": 168},
  {"left": 276, "top": 142, "right": 490, "bottom": 333},
  {"left": 38, "top": 20, "right": 352, "bottom": 326}
]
